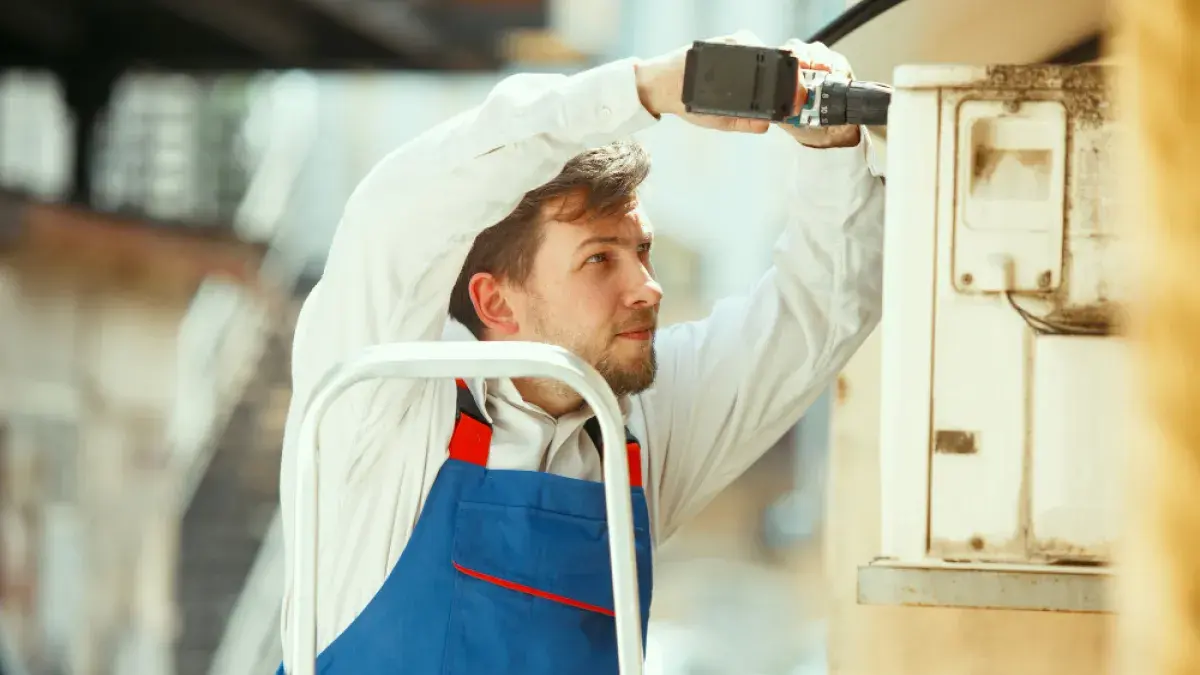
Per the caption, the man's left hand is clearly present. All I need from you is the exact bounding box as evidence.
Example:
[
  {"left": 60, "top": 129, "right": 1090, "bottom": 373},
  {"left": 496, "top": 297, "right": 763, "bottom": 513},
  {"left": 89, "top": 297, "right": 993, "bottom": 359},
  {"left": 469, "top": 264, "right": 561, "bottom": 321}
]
[{"left": 777, "top": 39, "right": 862, "bottom": 150}]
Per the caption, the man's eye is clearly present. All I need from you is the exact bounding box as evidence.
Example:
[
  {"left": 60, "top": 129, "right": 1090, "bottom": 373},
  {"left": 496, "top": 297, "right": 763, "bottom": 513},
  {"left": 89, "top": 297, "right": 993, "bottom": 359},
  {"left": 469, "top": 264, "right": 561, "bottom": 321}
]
[
  {"left": 586, "top": 253, "right": 608, "bottom": 264},
  {"left": 637, "top": 242, "right": 652, "bottom": 254}
]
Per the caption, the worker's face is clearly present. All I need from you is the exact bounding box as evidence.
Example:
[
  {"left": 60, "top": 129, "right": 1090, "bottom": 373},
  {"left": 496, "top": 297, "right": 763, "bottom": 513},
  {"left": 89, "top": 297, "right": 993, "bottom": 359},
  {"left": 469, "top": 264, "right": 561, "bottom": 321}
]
[{"left": 514, "top": 197, "right": 663, "bottom": 397}]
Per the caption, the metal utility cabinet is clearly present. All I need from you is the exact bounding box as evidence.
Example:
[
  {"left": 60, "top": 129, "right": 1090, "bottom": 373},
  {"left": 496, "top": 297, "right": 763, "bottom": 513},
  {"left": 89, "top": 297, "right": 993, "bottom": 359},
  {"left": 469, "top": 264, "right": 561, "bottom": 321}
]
[{"left": 859, "top": 64, "right": 1124, "bottom": 612}]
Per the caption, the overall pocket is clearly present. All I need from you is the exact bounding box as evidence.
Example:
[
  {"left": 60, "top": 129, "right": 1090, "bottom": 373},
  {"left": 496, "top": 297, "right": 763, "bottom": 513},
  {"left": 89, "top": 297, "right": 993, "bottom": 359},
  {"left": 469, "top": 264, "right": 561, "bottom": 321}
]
[{"left": 442, "top": 500, "right": 651, "bottom": 675}]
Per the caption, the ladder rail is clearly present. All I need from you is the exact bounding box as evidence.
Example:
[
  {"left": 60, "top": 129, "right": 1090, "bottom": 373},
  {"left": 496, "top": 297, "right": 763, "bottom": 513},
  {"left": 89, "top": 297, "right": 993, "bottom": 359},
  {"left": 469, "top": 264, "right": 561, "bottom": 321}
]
[{"left": 290, "top": 341, "right": 645, "bottom": 675}]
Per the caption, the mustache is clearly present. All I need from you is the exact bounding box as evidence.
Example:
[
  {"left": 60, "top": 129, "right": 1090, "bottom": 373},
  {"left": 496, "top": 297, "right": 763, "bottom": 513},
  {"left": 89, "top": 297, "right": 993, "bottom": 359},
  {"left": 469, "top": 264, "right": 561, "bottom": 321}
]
[{"left": 615, "top": 309, "right": 659, "bottom": 334}]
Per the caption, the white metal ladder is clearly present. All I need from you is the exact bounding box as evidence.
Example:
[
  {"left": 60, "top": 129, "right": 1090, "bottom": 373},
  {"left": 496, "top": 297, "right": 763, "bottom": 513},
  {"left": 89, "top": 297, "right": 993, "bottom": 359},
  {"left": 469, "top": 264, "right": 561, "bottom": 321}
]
[{"left": 289, "top": 341, "right": 646, "bottom": 675}]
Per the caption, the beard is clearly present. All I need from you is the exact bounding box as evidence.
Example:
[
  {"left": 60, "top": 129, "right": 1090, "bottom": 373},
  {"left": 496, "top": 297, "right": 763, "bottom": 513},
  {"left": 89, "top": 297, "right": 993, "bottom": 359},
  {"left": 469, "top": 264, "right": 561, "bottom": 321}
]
[
  {"left": 593, "top": 339, "right": 657, "bottom": 397},
  {"left": 529, "top": 306, "right": 658, "bottom": 399}
]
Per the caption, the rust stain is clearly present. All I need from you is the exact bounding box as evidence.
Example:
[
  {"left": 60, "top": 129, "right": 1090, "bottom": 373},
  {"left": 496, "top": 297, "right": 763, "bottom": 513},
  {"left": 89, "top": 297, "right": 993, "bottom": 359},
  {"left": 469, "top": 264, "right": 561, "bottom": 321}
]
[
  {"left": 929, "top": 536, "right": 1026, "bottom": 562},
  {"left": 1045, "top": 301, "right": 1124, "bottom": 332},
  {"left": 1031, "top": 537, "right": 1113, "bottom": 565},
  {"left": 933, "top": 429, "right": 978, "bottom": 455},
  {"left": 835, "top": 374, "right": 849, "bottom": 403},
  {"left": 972, "top": 147, "right": 1053, "bottom": 182},
  {"left": 979, "top": 64, "right": 1113, "bottom": 128},
  {"left": 949, "top": 63, "right": 1120, "bottom": 325},
  {"left": 929, "top": 534, "right": 1113, "bottom": 566},
  {"left": 982, "top": 64, "right": 1107, "bottom": 92}
]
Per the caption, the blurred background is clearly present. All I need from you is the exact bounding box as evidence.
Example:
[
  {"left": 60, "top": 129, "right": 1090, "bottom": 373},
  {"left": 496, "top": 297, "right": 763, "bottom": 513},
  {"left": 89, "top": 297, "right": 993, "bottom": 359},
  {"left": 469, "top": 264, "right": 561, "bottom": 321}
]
[{"left": 0, "top": 0, "right": 1114, "bottom": 674}]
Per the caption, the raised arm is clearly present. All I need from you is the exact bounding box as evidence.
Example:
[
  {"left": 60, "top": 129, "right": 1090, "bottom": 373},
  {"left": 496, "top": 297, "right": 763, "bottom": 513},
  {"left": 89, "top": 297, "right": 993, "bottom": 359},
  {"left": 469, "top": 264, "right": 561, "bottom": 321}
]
[
  {"left": 285, "top": 59, "right": 658, "bottom": 487},
  {"left": 642, "top": 40, "right": 886, "bottom": 542}
]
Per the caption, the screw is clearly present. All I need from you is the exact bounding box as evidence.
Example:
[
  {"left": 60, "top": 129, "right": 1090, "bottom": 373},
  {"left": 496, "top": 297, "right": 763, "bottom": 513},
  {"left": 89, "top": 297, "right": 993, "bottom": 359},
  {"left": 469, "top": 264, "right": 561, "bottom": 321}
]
[
  {"left": 960, "top": 273, "right": 974, "bottom": 286},
  {"left": 1038, "top": 271, "right": 1052, "bottom": 289},
  {"left": 1004, "top": 99, "right": 1021, "bottom": 113}
]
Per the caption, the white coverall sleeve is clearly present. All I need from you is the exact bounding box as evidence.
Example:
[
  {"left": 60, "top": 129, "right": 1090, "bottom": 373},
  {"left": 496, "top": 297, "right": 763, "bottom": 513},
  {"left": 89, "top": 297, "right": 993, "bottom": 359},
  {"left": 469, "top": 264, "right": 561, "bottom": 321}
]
[
  {"left": 289, "top": 59, "right": 658, "bottom": 486},
  {"left": 648, "top": 131, "right": 885, "bottom": 541}
]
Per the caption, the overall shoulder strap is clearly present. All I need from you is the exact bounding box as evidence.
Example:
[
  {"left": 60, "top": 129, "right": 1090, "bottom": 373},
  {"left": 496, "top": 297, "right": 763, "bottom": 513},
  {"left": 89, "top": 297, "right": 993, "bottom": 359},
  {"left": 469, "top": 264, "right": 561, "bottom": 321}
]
[
  {"left": 448, "top": 379, "right": 492, "bottom": 466},
  {"left": 582, "top": 417, "right": 643, "bottom": 489}
]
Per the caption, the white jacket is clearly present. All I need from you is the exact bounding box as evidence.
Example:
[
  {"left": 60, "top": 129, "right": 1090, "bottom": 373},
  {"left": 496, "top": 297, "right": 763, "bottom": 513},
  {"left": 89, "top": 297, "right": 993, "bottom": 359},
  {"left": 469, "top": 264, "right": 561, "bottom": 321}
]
[{"left": 278, "top": 57, "right": 886, "bottom": 655}]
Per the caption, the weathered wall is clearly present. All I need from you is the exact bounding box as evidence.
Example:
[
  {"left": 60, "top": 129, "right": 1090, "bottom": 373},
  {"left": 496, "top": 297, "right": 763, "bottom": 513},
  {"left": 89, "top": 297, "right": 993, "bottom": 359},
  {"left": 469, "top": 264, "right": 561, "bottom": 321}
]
[{"left": 824, "top": 331, "right": 1115, "bottom": 675}]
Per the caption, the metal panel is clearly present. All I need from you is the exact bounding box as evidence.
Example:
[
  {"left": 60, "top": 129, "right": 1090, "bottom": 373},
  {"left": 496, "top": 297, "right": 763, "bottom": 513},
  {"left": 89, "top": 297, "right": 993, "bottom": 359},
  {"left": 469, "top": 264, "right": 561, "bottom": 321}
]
[
  {"left": 952, "top": 99, "right": 1068, "bottom": 293},
  {"left": 876, "top": 73, "right": 939, "bottom": 561},
  {"left": 1029, "top": 337, "right": 1128, "bottom": 562},
  {"left": 908, "top": 65, "right": 1123, "bottom": 564},
  {"left": 927, "top": 85, "right": 1033, "bottom": 562},
  {"left": 857, "top": 561, "right": 1111, "bottom": 613}
]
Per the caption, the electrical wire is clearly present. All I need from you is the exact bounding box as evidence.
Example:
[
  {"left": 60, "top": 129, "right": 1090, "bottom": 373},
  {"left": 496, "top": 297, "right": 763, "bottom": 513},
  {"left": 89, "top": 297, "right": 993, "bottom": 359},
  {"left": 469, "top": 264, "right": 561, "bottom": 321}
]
[{"left": 1005, "top": 291, "right": 1110, "bottom": 336}]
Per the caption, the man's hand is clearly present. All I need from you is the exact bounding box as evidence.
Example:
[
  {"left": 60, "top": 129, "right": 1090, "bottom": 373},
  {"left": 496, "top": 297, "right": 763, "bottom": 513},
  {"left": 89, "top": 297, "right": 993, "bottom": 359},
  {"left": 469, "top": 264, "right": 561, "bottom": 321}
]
[
  {"left": 634, "top": 31, "right": 862, "bottom": 149},
  {"left": 778, "top": 39, "right": 861, "bottom": 149},
  {"left": 634, "top": 31, "right": 773, "bottom": 135}
]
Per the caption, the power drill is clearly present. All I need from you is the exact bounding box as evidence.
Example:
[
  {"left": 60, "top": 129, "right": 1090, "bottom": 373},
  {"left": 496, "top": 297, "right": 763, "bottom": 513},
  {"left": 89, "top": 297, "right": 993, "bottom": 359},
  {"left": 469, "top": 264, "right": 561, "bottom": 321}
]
[{"left": 680, "top": 41, "right": 892, "bottom": 127}]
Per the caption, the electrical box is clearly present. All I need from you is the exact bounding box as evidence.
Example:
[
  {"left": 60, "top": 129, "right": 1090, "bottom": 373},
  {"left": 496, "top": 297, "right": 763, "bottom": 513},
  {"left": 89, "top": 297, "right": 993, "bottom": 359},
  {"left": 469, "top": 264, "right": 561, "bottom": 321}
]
[{"left": 860, "top": 64, "right": 1125, "bottom": 612}]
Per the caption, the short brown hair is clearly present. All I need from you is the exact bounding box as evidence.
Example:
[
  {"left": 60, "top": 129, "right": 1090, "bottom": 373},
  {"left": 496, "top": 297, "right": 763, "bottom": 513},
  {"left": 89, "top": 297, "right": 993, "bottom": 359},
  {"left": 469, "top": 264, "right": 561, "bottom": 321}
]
[{"left": 448, "top": 140, "right": 651, "bottom": 338}]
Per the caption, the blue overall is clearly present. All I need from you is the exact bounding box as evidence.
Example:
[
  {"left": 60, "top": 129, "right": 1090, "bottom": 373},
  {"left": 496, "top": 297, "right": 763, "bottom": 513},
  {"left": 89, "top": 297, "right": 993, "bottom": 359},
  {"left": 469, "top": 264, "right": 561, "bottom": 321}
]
[{"left": 278, "top": 379, "right": 655, "bottom": 674}]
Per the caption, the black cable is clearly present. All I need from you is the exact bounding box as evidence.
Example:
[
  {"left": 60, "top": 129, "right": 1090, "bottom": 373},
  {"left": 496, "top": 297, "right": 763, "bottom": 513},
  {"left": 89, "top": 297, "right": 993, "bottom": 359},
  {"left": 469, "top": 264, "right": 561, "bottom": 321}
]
[
  {"left": 807, "top": 0, "right": 908, "bottom": 46},
  {"left": 1005, "top": 292, "right": 1110, "bottom": 337}
]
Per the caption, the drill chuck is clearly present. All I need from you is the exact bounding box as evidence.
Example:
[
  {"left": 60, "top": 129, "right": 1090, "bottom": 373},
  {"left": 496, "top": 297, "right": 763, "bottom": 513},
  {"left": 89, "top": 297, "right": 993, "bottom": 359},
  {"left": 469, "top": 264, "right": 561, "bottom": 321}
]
[{"left": 799, "top": 78, "right": 892, "bottom": 127}]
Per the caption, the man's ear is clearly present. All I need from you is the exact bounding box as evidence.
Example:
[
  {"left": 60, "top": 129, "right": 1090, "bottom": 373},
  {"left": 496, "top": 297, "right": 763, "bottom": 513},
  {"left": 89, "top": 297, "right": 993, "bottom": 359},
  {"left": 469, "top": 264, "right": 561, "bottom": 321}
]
[{"left": 468, "top": 272, "right": 519, "bottom": 337}]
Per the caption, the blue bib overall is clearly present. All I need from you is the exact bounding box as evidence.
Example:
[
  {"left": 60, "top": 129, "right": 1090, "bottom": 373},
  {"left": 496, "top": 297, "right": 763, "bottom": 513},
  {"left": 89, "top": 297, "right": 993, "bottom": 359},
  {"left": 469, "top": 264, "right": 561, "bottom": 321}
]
[{"left": 278, "top": 379, "right": 655, "bottom": 674}]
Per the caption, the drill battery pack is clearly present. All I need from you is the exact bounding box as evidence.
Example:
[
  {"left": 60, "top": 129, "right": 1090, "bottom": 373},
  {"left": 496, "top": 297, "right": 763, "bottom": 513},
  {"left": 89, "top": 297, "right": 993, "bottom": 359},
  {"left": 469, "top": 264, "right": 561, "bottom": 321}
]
[{"left": 681, "top": 41, "right": 800, "bottom": 122}]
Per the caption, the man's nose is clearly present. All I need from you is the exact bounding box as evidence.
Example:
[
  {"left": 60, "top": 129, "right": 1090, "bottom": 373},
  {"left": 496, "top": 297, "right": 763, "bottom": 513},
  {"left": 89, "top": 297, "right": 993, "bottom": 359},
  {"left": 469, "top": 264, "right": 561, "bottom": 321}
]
[{"left": 625, "top": 263, "right": 663, "bottom": 308}]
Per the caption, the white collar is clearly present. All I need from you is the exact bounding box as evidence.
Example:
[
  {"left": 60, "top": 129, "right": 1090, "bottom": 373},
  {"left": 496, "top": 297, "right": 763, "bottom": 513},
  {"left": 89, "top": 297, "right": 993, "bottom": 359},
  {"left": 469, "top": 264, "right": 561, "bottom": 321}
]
[{"left": 440, "top": 319, "right": 632, "bottom": 422}]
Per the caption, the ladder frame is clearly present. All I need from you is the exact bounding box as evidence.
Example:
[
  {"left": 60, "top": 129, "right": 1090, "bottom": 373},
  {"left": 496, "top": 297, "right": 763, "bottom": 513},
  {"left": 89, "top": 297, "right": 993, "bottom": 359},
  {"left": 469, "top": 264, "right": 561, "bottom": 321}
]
[{"left": 288, "top": 341, "right": 645, "bottom": 675}]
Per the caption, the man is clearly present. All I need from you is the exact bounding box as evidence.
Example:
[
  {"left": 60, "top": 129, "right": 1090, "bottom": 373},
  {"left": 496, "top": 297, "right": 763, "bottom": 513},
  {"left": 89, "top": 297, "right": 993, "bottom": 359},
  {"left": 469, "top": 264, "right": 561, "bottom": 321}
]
[{"left": 277, "top": 32, "right": 884, "bottom": 674}]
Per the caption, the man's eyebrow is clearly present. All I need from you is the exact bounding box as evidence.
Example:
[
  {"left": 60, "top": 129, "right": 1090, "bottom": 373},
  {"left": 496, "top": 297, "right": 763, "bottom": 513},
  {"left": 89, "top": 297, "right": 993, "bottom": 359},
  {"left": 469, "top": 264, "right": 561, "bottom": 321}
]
[{"left": 575, "top": 233, "right": 653, "bottom": 250}]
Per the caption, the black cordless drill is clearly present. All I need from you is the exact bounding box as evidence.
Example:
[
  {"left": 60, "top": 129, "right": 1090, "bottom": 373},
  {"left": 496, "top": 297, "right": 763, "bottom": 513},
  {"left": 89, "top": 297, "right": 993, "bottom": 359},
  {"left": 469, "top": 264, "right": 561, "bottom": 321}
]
[{"left": 680, "top": 40, "right": 892, "bottom": 127}]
